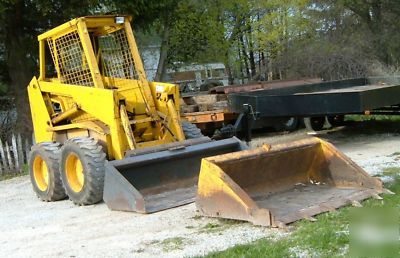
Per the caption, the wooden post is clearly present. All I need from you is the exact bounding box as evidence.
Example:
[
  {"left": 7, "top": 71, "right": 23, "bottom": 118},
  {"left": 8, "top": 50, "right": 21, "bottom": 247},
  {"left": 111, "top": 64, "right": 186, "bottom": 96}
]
[
  {"left": 17, "top": 134, "right": 24, "bottom": 172},
  {"left": 0, "top": 140, "right": 3, "bottom": 175},
  {"left": 5, "top": 141, "right": 13, "bottom": 172},
  {"left": 0, "top": 139, "right": 10, "bottom": 173},
  {"left": 12, "top": 134, "right": 19, "bottom": 173},
  {"left": 25, "top": 138, "right": 30, "bottom": 166},
  {"left": 0, "top": 138, "right": 6, "bottom": 174}
]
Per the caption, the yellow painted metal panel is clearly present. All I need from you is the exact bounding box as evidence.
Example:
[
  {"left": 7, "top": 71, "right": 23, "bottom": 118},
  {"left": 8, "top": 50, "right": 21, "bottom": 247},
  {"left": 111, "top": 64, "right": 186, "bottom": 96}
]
[
  {"left": 39, "top": 40, "right": 46, "bottom": 80},
  {"left": 27, "top": 77, "right": 54, "bottom": 143},
  {"left": 77, "top": 20, "right": 104, "bottom": 88},
  {"left": 38, "top": 19, "right": 79, "bottom": 41}
]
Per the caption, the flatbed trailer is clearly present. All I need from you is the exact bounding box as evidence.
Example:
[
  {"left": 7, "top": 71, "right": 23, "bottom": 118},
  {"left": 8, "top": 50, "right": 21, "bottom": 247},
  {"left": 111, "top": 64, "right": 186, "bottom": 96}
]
[
  {"left": 228, "top": 77, "right": 400, "bottom": 133},
  {"left": 180, "top": 79, "right": 323, "bottom": 136}
]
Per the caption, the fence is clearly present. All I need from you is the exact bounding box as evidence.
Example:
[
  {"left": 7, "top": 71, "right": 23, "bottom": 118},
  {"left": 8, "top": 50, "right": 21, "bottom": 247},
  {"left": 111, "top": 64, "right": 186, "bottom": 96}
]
[{"left": 0, "top": 133, "right": 32, "bottom": 176}]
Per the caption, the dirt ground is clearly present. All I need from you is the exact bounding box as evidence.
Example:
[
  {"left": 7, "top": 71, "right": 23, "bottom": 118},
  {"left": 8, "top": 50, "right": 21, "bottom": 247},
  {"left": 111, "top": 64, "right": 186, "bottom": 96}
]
[{"left": 1, "top": 121, "right": 399, "bottom": 258}]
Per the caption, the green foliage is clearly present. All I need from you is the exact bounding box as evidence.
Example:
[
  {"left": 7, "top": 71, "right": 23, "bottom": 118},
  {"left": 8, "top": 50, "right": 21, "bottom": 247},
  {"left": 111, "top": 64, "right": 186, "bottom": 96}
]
[
  {"left": 104, "top": 0, "right": 181, "bottom": 29},
  {"left": 1, "top": 0, "right": 400, "bottom": 96},
  {"left": 0, "top": 0, "right": 101, "bottom": 91},
  {"left": 168, "top": 1, "right": 228, "bottom": 65},
  {"left": 0, "top": 83, "right": 7, "bottom": 94},
  {"left": 0, "top": 164, "right": 29, "bottom": 181}
]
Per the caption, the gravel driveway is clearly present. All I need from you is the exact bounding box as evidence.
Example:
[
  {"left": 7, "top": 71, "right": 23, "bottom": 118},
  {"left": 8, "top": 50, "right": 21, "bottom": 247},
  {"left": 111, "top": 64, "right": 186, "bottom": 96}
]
[{"left": 1, "top": 122, "right": 399, "bottom": 257}]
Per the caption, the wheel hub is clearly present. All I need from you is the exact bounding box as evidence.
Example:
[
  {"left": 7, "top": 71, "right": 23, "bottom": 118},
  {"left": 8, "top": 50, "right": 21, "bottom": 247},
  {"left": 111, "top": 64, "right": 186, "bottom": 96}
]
[
  {"left": 33, "top": 156, "right": 49, "bottom": 191},
  {"left": 65, "top": 153, "right": 85, "bottom": 193}
]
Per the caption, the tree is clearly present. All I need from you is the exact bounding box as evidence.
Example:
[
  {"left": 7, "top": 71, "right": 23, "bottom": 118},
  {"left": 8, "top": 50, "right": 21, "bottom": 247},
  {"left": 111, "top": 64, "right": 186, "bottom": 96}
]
[
  {"left": 339, "top": 0, "right": 400, "bottom": 65},
  {"left": 107, "top": 0, "right": 182, "bottom": 81},
  {"left": 0, "top": 0, "right": 99, "bottom": 135},
  {"left": 167, "top": 1, "right": 227, "bottom": 65}
]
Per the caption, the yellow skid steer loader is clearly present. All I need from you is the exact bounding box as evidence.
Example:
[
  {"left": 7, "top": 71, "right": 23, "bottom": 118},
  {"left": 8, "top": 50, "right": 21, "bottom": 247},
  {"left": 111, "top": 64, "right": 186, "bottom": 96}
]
[
  {"left": 27, "top": 16, "right": 386, "bottom": 223},
  {"left": 27, "top": 15, "right": 246, "bottom": 212}
]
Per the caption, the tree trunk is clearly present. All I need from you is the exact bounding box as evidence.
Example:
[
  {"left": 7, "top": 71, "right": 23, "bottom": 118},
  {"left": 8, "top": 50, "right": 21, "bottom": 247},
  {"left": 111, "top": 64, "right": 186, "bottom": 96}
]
[
  {"left": 224, "top": 52, "right": 234, "bottom": 85},
  {"left": 239, "top": 35, "right": 250, "bottom": 81},
  {"left": 237, "top": 42, "right": 245, "bottom": 84},
  {"left": 261, "top": 52, "right": 267, "bottom": 81},
  {"left": 246, "top": 22, "right": 256, "bottom": 78},
  {"left": 5, "top": 1, "right": 34, "bottom": 136},
  {"left": 155, "top": 20, "right": 170, "bottom": 82}
]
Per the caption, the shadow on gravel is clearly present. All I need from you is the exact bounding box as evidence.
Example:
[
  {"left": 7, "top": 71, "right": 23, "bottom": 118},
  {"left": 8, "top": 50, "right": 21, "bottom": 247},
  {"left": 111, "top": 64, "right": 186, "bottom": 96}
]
[
  {"left": 320, "top": 120, "right": 400, "bottom": 145},
  {"left": 326, "top": 120, "right": 400, "bottom": 135},
  {"left": 340, "top": 120, "right": 400, "bottom": 135},
  {"left": 249, "top": 118, "right": 400, "bottom": 147}
]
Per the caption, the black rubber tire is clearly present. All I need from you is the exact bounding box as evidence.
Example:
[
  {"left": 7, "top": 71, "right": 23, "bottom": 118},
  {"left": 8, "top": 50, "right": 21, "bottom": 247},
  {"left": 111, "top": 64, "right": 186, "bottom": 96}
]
[
  {"left": 304, "top": 117, "right": 325, "bottom": 131},
  {"left": 327, "top": 115, "right": 345, "bottom": 127},
  {"left": 29, "top": 142, "right": 67, "bottom": 201},
  {"left": 274, "top": 117, "right": 299, "bottom": 132},
  {"left": 60, "top": 137, "right": 106, "bottom": 205},
  {"left": 182, "top": 122, "right": 203, "bottom": 139}
]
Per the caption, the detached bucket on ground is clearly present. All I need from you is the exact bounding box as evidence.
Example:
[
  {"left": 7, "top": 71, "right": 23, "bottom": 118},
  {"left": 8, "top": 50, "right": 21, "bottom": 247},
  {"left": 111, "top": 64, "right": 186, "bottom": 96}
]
[
  {"left": 103, "top": 137, "right": 247, "bottom": 213},
  {"left": 196, "top": 138, "right": 384, "bottom": 227}
]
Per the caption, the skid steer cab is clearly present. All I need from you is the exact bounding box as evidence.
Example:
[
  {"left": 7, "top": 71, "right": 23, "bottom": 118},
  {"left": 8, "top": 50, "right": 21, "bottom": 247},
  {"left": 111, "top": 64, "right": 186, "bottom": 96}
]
[{"left": 28, "top": 15, "right": 246, "bottom": 211}]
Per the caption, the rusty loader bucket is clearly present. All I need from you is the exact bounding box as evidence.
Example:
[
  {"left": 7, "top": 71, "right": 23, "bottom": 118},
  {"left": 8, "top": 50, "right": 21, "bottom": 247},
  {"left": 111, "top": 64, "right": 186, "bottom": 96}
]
[
  {"left": 196, "top": 138, "right": 386, "bottom": 227},
  {"left": 103, "top": 137, "right": 247, "bottom": 213}
]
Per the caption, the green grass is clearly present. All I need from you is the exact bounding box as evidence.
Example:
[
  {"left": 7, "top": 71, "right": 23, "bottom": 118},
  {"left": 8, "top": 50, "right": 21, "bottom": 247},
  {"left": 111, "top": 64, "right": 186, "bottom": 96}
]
[
  {"left": 205, "top": 169, "right": 400, "bottom": 258},
  {"left": 198, "top": 223, "right": 223, "bottom": 234},
  {"left": 345, "top": 115, "right": 400, "bottom": 122},
  {"left": 197, "top": 219, "right": 246, "bottom": 234},
  {"left": 161, "top": 237, "right": 189, "bottom": 251},
  {"left": 0, "top": 164, "right": 29, "bottom": 181},
  {"left": 382, "top": 166, "right": 400, "bottom": 175}
]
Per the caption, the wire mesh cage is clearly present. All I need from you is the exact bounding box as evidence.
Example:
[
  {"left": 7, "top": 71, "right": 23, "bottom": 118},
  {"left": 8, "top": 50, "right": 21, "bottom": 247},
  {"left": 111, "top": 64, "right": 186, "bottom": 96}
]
[
  {"left": 47, "top": 31, "right": 94, "bottom": 86},
  {"left": 47, "top": 26, "right": 139, "bottom": 88},
  {"left": 98, "top": 28, "right": 138, "bottom": 86}
]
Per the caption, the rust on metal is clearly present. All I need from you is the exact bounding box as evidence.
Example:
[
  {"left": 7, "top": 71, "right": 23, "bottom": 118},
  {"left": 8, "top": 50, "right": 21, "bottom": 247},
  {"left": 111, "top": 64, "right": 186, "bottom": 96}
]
[
  {"left": 196, "top": 137, "right": 384, "bottom": 227},
  {"left": 180, "top": 110, "right": 238, "bottom": 124},
  {"left": 103, "top": 137, "right": 248, "bottom": 213},
  {"left": 209, "top": 78, "right": 323, "bottom": 94}
]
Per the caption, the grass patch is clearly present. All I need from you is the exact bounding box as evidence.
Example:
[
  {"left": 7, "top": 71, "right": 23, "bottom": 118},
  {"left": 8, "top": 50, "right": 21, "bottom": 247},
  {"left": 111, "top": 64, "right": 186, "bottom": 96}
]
[
  {"left": 0, "top": 167, "right": 28, "bottom": 181},
  {"left": 345, "top": 115, "right": 400, "bottom": 122},
  {"left": 198, "top": 223, "right": 222, "bottom": 234},
  {"left": 192, "top": 215, "right": 203, "bottom": 220},
  {"left": 205, "top": 169, "right": 400, "bottom": 258},
  {"left": 161, "top": 237, "right": 189, "bottom": 251},
  {"left": 198, "top": 219, "right": 245, "bottom": 234},
  {"left": 382, "top": 166, "right": 400, "bottom": 176}
]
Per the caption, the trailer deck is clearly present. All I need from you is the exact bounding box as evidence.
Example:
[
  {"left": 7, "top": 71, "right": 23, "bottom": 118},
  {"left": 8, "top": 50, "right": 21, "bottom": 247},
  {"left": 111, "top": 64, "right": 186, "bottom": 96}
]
[{"left": 228, "top": 77, "right": 400, "bottom": 117}]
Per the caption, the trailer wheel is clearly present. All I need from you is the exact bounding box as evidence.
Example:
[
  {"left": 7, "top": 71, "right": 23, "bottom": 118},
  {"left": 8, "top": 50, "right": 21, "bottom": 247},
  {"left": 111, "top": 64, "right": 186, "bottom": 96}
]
[
  {"left": 327, "top": 115, "right": 345, "bottom": 127},
  {"left": 285, "top": 117, "right": 299, "bottom": 131},
  {"left": 182, "top": 122, "right": 203, "bottom": 139},
  {"left": 29, "top": 142, "right": 67, "bottom": 201},
  {"left": 60, "top": 137, "right": 106, "bottom": 205},
  {"left": 304, "top": 117, "right": 325, "bottom": 131}
]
